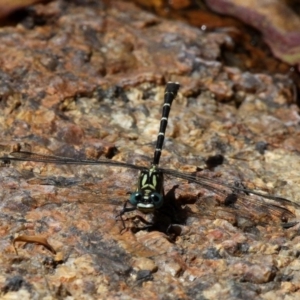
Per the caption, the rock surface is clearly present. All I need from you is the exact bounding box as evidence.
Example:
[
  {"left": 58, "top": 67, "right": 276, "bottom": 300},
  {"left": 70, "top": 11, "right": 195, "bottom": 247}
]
[{"left": 0, "top": 1, "right": 300, "bottom": 299}]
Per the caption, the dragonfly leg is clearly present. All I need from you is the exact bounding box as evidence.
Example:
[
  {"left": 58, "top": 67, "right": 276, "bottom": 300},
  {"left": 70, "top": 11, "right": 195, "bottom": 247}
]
[
  {"left": 1, "top": 157, "right": 11, "bottom": 165},
  {"left": 164, "top": 205, "right": 184, "bottom": 236},
  {"left": 116, "top": 201, "right": 154, "bottom": 233},
  {"left": 166, "top": 224, "right": 185, "bottom": 236},
  {"left": 127, "top": 215, "right": 154, "bottom": 232},
  {"left": 116, "top": 200, "right": 137, "bottom": 232},
  {"left": 118, "top": 200, "right": 137, "bottom": 216}
]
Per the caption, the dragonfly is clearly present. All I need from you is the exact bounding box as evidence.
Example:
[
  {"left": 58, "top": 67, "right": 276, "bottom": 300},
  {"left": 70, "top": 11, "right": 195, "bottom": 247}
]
[{"left": 0, "top": 82, "right": 298, "bottom": 231}]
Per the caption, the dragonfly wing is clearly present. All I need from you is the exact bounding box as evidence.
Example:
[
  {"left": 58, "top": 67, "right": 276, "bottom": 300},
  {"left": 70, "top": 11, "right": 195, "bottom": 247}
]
[
  {"left": 161, "top": 168, "right": 297, "bottom": 225},
  {"left": 21, "top": 175, "right": 131, "bottom": 212},
  {"left": 0, "top": 151, "right": 146, "bottom": 171}
]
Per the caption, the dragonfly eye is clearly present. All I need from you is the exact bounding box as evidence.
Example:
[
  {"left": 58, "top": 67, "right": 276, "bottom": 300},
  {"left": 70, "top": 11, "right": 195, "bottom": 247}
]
[
  {"left": 129, "top": 192, "right": 143, "bottom": 206},
  {"left": 150, "top": 192, "right": 163, "bottom": 208}
]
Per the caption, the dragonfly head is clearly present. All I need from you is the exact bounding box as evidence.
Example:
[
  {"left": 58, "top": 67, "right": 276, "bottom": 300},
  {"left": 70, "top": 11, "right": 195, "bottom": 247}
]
[
  {"left": 129, "top": 191, "right": 164, "bottom": 213},
  {"left": 129, "top": 166, "right": 164, "bottom": 213}
]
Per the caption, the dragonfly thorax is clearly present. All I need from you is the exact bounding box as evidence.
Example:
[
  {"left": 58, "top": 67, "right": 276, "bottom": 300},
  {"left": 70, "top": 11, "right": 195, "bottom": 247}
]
[{"left": 129, "top": 165, "right": 164, "bottom": 213}]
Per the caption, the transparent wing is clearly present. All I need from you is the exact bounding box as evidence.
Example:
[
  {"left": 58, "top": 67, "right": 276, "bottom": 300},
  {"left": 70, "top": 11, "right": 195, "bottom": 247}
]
[
  {"left": 1, "top": 151, "right": 147, "bottom": 171},
  {"left": 160, "top": 167, "right": 298, "bottom": 224},
  {"left": 1, "top": 151, "right": 298, "bottom": 226},
  {"left": 0, "top": 151, "right": 143, "bottom": 211},
  {"left": 17, "top": 170, "right": 138, "bottom": 208}
]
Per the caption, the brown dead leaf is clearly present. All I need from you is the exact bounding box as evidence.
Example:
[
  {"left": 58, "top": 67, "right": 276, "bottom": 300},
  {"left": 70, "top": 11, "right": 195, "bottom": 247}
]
[
  {"left": 0, "top": 0, "right": 50, "bottom": 19},
  {"left": 13, "top": 235, "right": 57, "bottom": 255}
]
